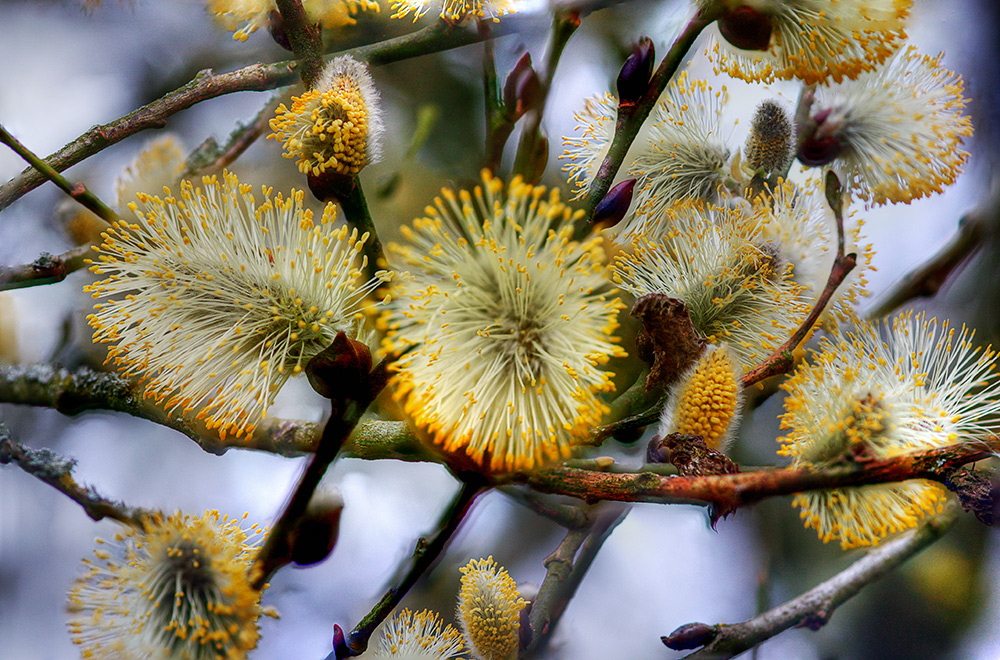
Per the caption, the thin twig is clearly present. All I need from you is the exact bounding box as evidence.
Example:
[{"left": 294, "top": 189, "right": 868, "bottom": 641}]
[
  {"left": 275, "top": 0, "right": 326, "bottom": 89},
  {"left": 0, "top": 424, "right": 144, "bottom": 525},
  {"left": 333, "top": 479, "right": 486, "bottom": 659},
  {"left": 867, "top": 196, "right": 998, "bottom": 319},
  {"left": 512, "top": 439, "right": 997, "bottom": 508},
  {"left": 0, "top": 245, "right": 92, "bottom": 291},
  {"left": 526, "top": 503, "right": 630, "bottom": 656},
  {"left": 580, "top": 7, "right": 720, "bottom": 219},
  {"left": 676, "top": 507, "right": 958, "bottom": 659},
  {"left": 338, "top": 179, "right": 386, "bottom": 280},
  {"left": 512, "top": 9, "right": 580, "bottom": 181},
  {"left": 501, "top": 486, "right": 593, "bottom": 528},
  {"left": 0, "top": 20, "right": 530, "bottom": 212},
  {"left": 0, "top": 124, "right": 117, "bottom": 223},
  {"left": 741, "top": 171, "right": 856, "bottom": 388},
  {"left": 182, "top": 96, "right": 278, "bottom": 179}
]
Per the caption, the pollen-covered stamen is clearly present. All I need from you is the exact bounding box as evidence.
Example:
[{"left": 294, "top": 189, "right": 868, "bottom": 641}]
[
  {"left": 661, "top": 344, "right": 743, "bottom": 451},
  {"left": 270, "top": 55, "right": 383, "bottom": 179},
  {"left": 84, "top": 171, "right": 383, "bottom": 441},
  {"left": 624, "top": 72, "right": 732, "bottom": 241},
  {"left": 386, "top": 171, "right": 625, "bottom": 472},
  {"left": 805, "top": 46, "right": 973, "bottom": 206},
  {"left": 457, "top": 557, "right": 526, "bottom": 660},
  {"left": 375, "top": 609, "right": 467, "bottom": 659},
  {"left": 705, "top": 0, "right": 913, "bottom": 85},
  {"left": 67, "top": 510, "right": 270, "bottom": 660},
  {"left": 779, "top": 311, "right": 1000, "bottom": 548}
]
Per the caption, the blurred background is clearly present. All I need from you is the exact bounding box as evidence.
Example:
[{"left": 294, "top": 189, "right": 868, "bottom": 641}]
[{"left": 1, "top": 0, "right": 999, "bottom": 658}]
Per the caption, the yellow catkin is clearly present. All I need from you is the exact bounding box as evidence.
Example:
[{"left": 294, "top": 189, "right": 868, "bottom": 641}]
[
  {"left": 457, "top": 557, "right": 526, "bottom": 660},
  {"left": 670, "top": 346, "right": 741, "bottom": 450}
]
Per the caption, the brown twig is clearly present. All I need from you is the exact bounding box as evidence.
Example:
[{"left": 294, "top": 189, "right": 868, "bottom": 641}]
[
  {"left": 867, "top": 201, "right": 996, "bottom": 319},
  {"left": 0, "top": 245, "right": 92, "bottom": 291},
  {"left": 580, "top": 6, "right": 720, "bottom": 219},
  {"left": 334, "top": 479, "right": 486, "bottom": 659},
  {"left": 673, "top": 507, "right": 958, "bottom": 659},
  {"left": 0, "top": 424, "right": 145, "bottom": 525},
  {"left": 741, "top": 171, "right": 856, "bottom": 388},
  {"left": 275, "top": 0, "right": 326, "bottom": 88},
  {"left": 526, "top": 503, "right": 630, "bottom": 656},
  {"left": 512, "top": 439, "right": 997, "bottom": 509},
  {"left": 182, "top": 96, "right": 278, "bottom": 179},
  {"left": 0, "top": 20, "right": 527, "bottom": 212}
]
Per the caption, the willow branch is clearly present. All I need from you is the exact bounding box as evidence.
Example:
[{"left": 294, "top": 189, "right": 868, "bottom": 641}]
[
  {"left": 512, "top": 8, "right": 580, "bottom": 181},
  {"left": 741, "top": 171, "right": 856, "bottom": 387},
  {"left": 0, "top": 364, "right": 320, "bottom": 456},
  {"left": 581, "top": 7, "right": 719, "bottom": 218},
  {"left": 526, "top": 503, "right": 629, "bottom": 656},
  {"left": 0, "top": 245, "right": 92, "bottom": 291},
  {"left": 334, "top": 479, "right": 486, "bottom": 659},
  {"left": 275, "top": 0, "right": 326, "bottom": 88},
  {"left": 0, "top": 20, "right": 527, "bottom": 212},
  {"left": 0, "top": 123, "right": 117, "bottom": 223},
  {"left": 511, "top": 440, "right": 997, "bottom": 508},
  {"left": 0, "top": 424, "right": 144, "bottom": 525},
  {"left": 182, "top": 97, "right": 277, "bottom": 179},
  {"left": 338, "top": 179, "right": 386, "bottom": 279},
  {"left": 675, "top": 508, "right": 958, "bottom": 659}
]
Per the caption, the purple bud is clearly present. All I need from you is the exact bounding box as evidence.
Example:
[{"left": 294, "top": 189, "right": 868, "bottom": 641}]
[
  {"left": 503, "top": 53, "right": 542, "bottom": 121},
  {"left": 718, "top": 6, "right": 774, "bottom": 52},
  {"left": 592, "top": 179, "right": 636, "bottom": 228},
  {"left": 662, "top": 622, "right": 717, "bottom": 650},
  {"left": 798, "top": 136, "right": 842, "bottom": 166},
  {"left": 267, "top": 10, "right": 292, "bottom": 50},
  {"left": 617, "top": 37, "right": 654, "bottom": 108}
]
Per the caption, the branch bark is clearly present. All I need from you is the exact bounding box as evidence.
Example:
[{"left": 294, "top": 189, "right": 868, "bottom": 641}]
[{"left": 673, "top": 508, "right": 958, "bottom": 658}]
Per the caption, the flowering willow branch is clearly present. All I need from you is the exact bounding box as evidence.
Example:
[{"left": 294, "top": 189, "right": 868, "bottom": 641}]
[
  {"left": 510, "top": 440, "right": 997, "bottom": 508},
  {"left": 275, "top": 0, "right": 326, "bottom": 88},
  {"left": 670, "top": 508, "right": 958, "bottom": 659},
  {"left": 581, "top": 6, "right": 721, "bottom": 217},
  {"left": 0, "top": 364, "right": 320, "bottom": 456},
  {"left": 0, "top": 245, "right": 92, "bottom": 291},
  {"left": 0, "top": 20, "right": 530, "bottom": 212},
  {"left": 339, "top": 180, "right": 386, "bottom": 279},
  {"left": 741, "top": 171, "right": 856, "bottom": 387},
  {"left": 0, "top": 123, "right": 117, "bottom": 224},
  {"left": 526, "top": 503, "right": 630, "bottom": 656},
  {"left": 252, "top": 347, "right": 397, "bottom": 588},
  {"left": 512, "top": 8, "right": 580, "bottom": 182},
  {"left": 333, "top": 479, "right": 486, "bottom": 659},
  {"left": 0, "top": 424, "right": 145, "bottom": 525}
]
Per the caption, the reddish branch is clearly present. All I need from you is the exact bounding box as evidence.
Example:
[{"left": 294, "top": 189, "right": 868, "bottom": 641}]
[
  {"left": 0, "top": 245, "right": 92, "bottom": 291},
  {"left": 513, "top": 440, "right": 996, "bottom": 510}
]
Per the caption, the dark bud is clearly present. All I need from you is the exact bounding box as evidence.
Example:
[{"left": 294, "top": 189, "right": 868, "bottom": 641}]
[
  {"left": 306, "top": 332, "right": 373, "bottom": 402},
  {"left": 267, "top": 10, "right": 292, "bottom": 50},
  {"left": 718, "top": 6, "right": 774, "bottom": 52},
  {"left": 744, "top": 100, "right": 793, "bottom": 176},
  {"left": 332, "top": 624, "right": 349, "bottom": 660},
  {"left": 617, "top": 37, "right": 654, "bottom": 108},
  {"left": 631, "top": 294, "right": 707, "bottom": 392},
  {"left": 645, "top": 434, "right": 669, "bottom": 463},
  {"left": 518, "top": 599, "right": 533, "bottom": 650},
  {"left": 289, "top": 490, "right": 344, "bottom": 566},
  {"left": 592, "top": 179, "right": 636, "bottom": 229},
  {"left": 662, "top": 622, "right": 717, "bottom": 650},
  {"left": 307, "top": 170, "right": 357, "bottom": 206},
  {"left": 948, "top": 469, "right": 999, "bottom": 526},
  {"left": 613, "top": 423, "right": 645, "bottom": 445},
  {"left": 798, "top": 136, "right": 842, "bottom": 166},
  {"left": 517, "top": 133, "right": 549, "bottom": 185},
  {"left": 503, "top": 53, "right": 543, "bottom": 122}
]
